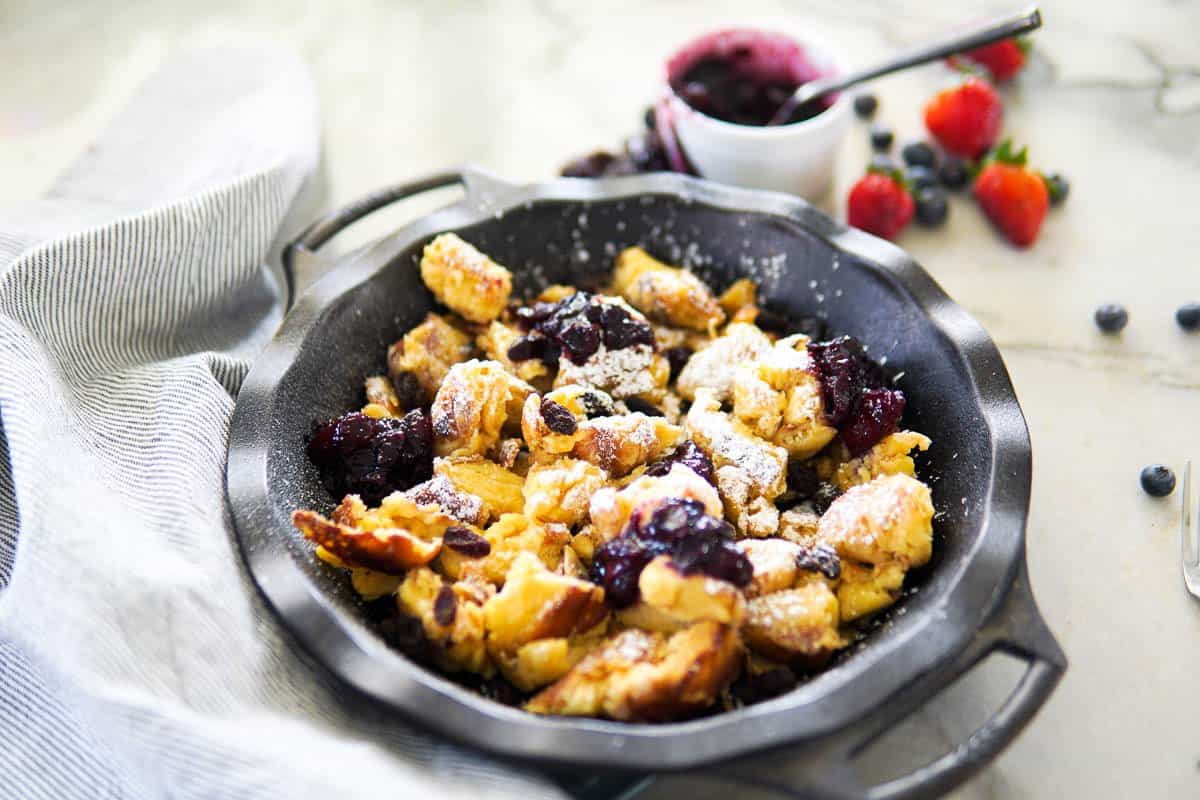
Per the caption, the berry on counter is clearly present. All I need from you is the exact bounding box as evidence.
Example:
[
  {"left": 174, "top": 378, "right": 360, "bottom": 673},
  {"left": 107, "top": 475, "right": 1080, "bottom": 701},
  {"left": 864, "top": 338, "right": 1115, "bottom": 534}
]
[
  {"left": 924, "top": 77, "right": 1003, "bottom": 159},
  {"left": 1093, "top": 303, "right": 1129, "bottom": 334},
  {"left": 1175, "top": 303, "right": 1200, "bottom": 331},
  {"left": 914, "top": 187, "right": 949, "bottom": 227},
  {"left": 1140, "top": 464, "right": 1176, "bottom": 498},
  {"left": 938, "top": 156, "right": 969, "bottom": 190},
  {"left": 869, "top": 153, "right": 898, "bottom": 173},
  {"left": 901, "top": 141, "right": 937, "bottom": 168},
  {"left": 853, "top": 93, "right": 878, "bottom": 119},
  {"left": 906, "top": 165, "right": 938, "bottom": 190},
  {"left": 847, "top": 170, "right": 914, "bottom": 241},
  {"left": 973, "top": 140, "right": 1049, "bottom": 247},
  {"left": 1043, "top": 172, "right": 1070, "bottom": 206},
  {"left": 870, "top": 124, "right": 894, "bottom": 151},
  {"left": 950, "top": 38, "right": 1029, "bottom": 83}
]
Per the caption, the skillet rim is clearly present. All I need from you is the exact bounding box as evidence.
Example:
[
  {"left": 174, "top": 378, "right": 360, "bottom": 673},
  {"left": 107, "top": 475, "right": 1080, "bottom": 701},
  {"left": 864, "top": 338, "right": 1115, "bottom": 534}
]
[{"left": 226, "top": 170, "right": 1036, "bottom": 770}]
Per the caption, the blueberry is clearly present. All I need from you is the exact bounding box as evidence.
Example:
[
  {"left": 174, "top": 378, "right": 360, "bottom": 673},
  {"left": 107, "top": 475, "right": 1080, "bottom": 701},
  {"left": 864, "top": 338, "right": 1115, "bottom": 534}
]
[
  {"left": 901, "top": 141, "right": 937, "bottom": 168},
  {"left": 869, "top": 153, "right": 898, "bottom": 174},
  {"left": 1094, "top": 303, "right": 1129, "bottom": 334},
  {"left": 1176, "top": 303, "right": 1200, "bottom": 331},
  {"left": 906, "top": 165, "right": 938, "bottom": 191},
  {"left": 870, "top": 125, "right": 894, "bottom": 151},
  {"left": 938, "top": 157, "right": 969, "bottom": 191},
  {"left": 1045, "top": 173, "right": 1070, "bottom": 206},
  {"left": 1140, "top": 464, "right": 1176, "bottom": 497},
  {"left": 625, "top": 131, "right": 668, "bottom": 173},
  {"left": 914, "top": 186, "right": 949, "bottom": 227},
  {"left": 853, "top": 93, "right": 878, "bottom": 119}
]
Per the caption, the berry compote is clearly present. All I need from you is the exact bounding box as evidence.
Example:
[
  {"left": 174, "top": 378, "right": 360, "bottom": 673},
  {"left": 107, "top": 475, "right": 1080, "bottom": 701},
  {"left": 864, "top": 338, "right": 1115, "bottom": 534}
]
[
  {"left": 591, "top": 499, "right": 752, "bottom": 607},
  {"left": 667, "top": 29, "right": 834, "bottom": 126},
  {"left": 305, "top": 409, "right": 434, "bottom": 506}
]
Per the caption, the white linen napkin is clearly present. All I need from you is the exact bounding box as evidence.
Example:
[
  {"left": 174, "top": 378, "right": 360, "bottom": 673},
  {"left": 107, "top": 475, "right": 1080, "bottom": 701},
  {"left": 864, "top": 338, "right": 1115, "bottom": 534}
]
[{"left": 0, "top": 45, "right": 567, "bottom": 800}]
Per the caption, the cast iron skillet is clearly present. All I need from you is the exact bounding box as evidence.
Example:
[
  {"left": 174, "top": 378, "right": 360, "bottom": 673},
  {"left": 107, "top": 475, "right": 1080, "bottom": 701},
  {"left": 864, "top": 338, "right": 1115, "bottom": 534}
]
[{"left": 226, "top": 166, "right": 1066, "bottom": 799}]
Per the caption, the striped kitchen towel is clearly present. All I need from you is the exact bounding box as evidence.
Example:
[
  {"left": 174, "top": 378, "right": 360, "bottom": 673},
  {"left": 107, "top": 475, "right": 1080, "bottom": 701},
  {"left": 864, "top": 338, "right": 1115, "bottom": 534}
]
[{"left": 0, "top": 46, "right": 565, "bottom": 800}]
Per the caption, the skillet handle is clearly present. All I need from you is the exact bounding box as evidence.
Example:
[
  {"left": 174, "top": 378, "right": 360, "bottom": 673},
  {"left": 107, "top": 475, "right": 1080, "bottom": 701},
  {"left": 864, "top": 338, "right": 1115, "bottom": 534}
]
[
  {"left": 280, "top": 166, "right": 512, "bottom": 309},
  {"left": 707, "top": 561, "right": 1065, "bottom": 800}
]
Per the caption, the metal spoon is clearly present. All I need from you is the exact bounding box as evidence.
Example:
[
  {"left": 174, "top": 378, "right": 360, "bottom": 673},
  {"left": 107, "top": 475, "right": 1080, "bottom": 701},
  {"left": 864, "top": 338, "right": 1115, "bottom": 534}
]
[{"left": 767, "top": 4, "right": 1042, "bottom": 126}]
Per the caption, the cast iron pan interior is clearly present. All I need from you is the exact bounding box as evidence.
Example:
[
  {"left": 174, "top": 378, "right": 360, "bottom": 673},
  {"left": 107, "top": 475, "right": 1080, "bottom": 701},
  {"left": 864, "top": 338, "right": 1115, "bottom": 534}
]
[{"left": 227, "top": 171, "right": 1060, "bottom": 781}]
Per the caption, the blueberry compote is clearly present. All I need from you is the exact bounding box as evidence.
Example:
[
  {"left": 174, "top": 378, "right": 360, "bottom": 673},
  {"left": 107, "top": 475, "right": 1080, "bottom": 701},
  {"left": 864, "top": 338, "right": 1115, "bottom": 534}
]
[
  {"left": 591, "top": 499, "right": 752, "bottom": 608},
  {"left": 807, "top": 336, "right": 905, "bottom": 456},
  {"left": 668, "top": 30, "right": 833, "bottom": 126},
  {"left": 508, "top": 292, "right": 654, "bottom": 367},
  {"left": 305, "top": 409, "right": 433, "bottom": 506},
  {"left": 644, "top": 440, "right": 716, "bottom": 485}
]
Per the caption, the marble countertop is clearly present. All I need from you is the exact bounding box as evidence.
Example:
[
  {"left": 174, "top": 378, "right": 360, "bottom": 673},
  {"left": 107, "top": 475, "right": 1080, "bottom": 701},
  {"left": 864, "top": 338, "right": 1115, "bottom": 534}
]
[{"left": 4, "top": 0, "right": 1198, "bottom": 797}]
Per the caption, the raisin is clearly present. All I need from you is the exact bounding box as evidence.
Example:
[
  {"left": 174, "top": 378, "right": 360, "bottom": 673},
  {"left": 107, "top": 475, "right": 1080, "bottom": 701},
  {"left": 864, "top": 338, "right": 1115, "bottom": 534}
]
[
  {"left": 795, "top": 543, "right": 841, "bottom": 580},
  {"left": 540, "top": 398, "right": 578, "bottom": 434},
  {"left": 664, "top": 346, "right": 692, "bottom": 382},
  {"left": 433, "top": 585, "right": 457, "bottom": 626},
  {"left": 812, "top": 482, "right": 842, "bottom": 514},
  {"left": 579, "top": 391, "right": 614, "bottom": 419},
  {"left": 443, "top": 526, "right": 491, "bottom": 557},
  {"left": 624, "top": 397, "right": 664, "bottom": 416},
  {"left": 786, "top": 461, "right": 819, "bottom": 501}
]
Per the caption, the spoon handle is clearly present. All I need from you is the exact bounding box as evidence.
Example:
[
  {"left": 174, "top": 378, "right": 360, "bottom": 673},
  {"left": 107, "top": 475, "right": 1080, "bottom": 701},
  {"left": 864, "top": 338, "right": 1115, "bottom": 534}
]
[{"left": 769, "top": 3, "right": 1042, "bottom": 125}]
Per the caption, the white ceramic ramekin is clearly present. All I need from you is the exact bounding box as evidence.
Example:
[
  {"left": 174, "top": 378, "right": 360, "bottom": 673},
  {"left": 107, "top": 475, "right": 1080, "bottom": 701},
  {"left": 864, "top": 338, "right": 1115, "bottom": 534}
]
[{"left": 662, "top": 29, "right": 852, "bottom": 201}]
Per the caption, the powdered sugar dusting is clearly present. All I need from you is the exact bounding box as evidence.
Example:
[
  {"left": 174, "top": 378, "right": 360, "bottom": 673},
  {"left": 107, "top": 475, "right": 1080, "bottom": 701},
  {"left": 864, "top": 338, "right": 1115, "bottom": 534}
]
[
  {"left": 406, "top": 473, "right": 485, "bottom": 525},
  {"left": 556, "top": 343, "right": 657, "bottom": 399}
]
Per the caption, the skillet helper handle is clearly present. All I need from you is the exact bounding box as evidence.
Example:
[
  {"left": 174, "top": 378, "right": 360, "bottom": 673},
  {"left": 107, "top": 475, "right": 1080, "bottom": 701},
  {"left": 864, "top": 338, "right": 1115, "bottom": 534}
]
[
  {"left": 711, "top": 562, "right": 1065, "bottom": 800},
  {"left": 280, "top": 166, "right": 511, "bottom": 310}
]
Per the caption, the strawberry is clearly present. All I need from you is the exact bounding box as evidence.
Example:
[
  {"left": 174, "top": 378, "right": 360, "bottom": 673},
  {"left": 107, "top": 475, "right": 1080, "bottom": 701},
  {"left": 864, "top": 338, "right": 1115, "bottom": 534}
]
[
  {"left": 923, "top": 77, "right": 1003, "bottom": 159},
  {"left": 847, "top": 168, "right": 914, "bottom": 241},
  {"left": 948, "top": 38, "right": 1029, "bottom": 83},
  {"left": 973, "top": 140, "right": 1049, "bottom": 247}
]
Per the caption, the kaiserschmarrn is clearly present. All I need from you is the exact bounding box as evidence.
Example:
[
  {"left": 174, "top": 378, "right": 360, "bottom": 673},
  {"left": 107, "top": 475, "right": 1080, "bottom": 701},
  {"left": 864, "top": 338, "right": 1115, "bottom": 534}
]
[{"left": 295, "top": 233, "right": 935, "bottom": 722}]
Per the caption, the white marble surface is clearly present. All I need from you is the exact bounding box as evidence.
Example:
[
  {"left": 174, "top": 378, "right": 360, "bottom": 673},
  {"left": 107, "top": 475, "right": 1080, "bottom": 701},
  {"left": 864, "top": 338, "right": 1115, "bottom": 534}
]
[{"left": 4, "top": 0, "right": 1200, "bottom": 797}]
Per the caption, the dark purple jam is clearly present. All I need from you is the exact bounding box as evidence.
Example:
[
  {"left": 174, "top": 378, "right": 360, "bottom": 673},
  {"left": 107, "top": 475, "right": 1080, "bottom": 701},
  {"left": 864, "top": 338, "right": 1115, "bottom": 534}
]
[
  {"left": 510, "top": 292, "right": 653, "bottom": 367},
  {"left": 644, "top": 440, "right": 716, "bottom": 485},
  {"left": 807, "top": 335, "right": 905, "bottom": 456},
  {"left": 305, "top": 409, "right": 433, "bottom": 505},
  {"left": 667, "top": 30, "right": 833, "bottom": 126},
  {"left": 591, "top": 499, "right": 752, "bottom": 608}
]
